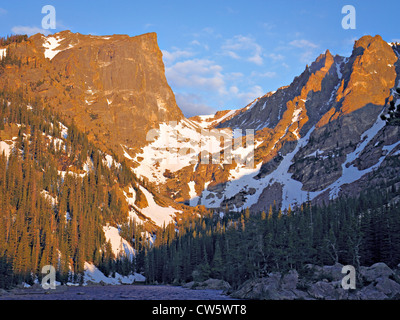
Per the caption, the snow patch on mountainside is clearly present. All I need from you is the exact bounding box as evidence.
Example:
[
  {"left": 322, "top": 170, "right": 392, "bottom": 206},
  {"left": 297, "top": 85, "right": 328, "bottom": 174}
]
[
  {"left": 124, "top": 186, "right": 136, "bottom": 207},
  {"left": 328, "top": 111, "right": 386, "bottom": 198},
  {"left": 139, "top": 185, "right": 179, "bottom": 226},
  {"left": 43, "top": 36, "right": 64, "bottom": 60},
  {"left": 42, "top": 35, "right": 76, "bottom": 60},
  {"left": 103, "top": 154, "right": 120, "bottom": 168},
  {"left": 188, "top": 181, "right": 199, "bottom": 206},
  {"left": 208, "top": 125, "right": 318, "bottom": 211},
  {"left": 132, "top": 119, "right": 231, "bottom": 183},
  {"left": 103, "top": 225, "right": 135, "bottom": 261},
  {"left": 0, "top": 48, "right": 6, "bottom": 60},
  {"left": 0, "top": 140, "right": 13, "bottom": 158},
  {"left": 84, "top": 262, "right": 145, "bottom": 285}
]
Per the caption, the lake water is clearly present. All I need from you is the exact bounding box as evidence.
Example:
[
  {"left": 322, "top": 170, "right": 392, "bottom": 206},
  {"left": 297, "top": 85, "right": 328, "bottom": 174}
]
[{"left": 0, "top": 284, "right": 236, "bottom": 300}]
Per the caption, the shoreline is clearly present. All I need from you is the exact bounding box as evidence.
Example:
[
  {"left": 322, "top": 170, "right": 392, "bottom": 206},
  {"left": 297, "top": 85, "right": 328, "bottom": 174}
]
[{"left": 0, "top": 283, "right": 235, "bottom": 300}]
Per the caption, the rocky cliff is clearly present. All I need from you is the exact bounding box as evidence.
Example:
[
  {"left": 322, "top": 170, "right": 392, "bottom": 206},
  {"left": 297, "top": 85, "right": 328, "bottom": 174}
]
[
  {"left": 0, "top": 31, "right": 183, "bottom": 157},
  {"left": 132, "top": 34, "right": 400, "bottom": 212},
  {"left": 1, "top": 32, "right": 399, "bottom": 216}
]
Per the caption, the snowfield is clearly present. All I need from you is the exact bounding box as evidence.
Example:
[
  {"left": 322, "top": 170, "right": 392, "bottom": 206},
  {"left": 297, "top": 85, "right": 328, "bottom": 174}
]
[
  {"left": 132, "top": 119, "right": 254, "bottom": 185},
  {"left": 103, "top": 225, "right": 135, "bottom": 261},
  {"left": 131, "top": 108, "right": 398, "bottom": 213},
  {"left": 84, "top": 262, "right": 145, "bottom": 285},
  {"left": 0, "top": 48, "right": 6, "bottom": 60},
  {"left": 42, "top": 35, "right": 75, "bottom": 60},
  {"left": 139, "top": 185, "right": 180, "bottom": 227},
  {"left": 0, "top": 140, "right": 13, "bottom": 158},
  {"left": 43, "top": 36, "right": 64, "bottom": 60}
]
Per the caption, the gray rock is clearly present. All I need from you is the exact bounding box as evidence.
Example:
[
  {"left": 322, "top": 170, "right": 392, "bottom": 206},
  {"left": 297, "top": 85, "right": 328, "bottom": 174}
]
[
  {"left": 201, "top": 278, "right": 231, "bottom": 291},
  {"left": 0, "top": 289, "right": 9, "bottom": 296},
  {"left": 183, "top": 278, "right": 231, "bottom": 291},
  {"left": 321, "top": 263, "right": 344, "bottom": 281},
  {"left": 360, "top": 262, "right": 393, "bottom": 282},
  {"left": 305, "top": 263, "right": 344, "bottom": 281},
  {"left": 230, "top": 273, "right": 282, "bottom": 300},
  {"left": 265, "top": 272, "right": 282, "bottom": 291},
  {"left": 374, "top": 277, "right": 400, "bottom": 297},
  {"left": 277, "top": 289, "right": 303, "bottom": 300},
  {"left": 307, "top": 281, "right": 336, "bottom": 300},
  {"left": 230, "top": 262, "right": 400, "bottom": 300},
  {"left": 281, "top": 270, "right": 299, "bottom": 290},
  {"left": 356, "top": 283, "right": 388, "bottom": 300}
]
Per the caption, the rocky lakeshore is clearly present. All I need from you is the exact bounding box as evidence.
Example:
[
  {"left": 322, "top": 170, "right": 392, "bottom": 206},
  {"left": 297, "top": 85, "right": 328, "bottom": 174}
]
[
  {"left": 229, "top": 262, "right": 400, "bottom": 300},
  {"left": 1, "top": 262, "right": 399, "bottom": 300}
]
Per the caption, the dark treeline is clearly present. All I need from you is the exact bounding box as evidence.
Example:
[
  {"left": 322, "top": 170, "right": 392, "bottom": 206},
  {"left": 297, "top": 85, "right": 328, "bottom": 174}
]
[
  {"left": 0, "top": 35, "right": 28, "bottom": 47},
  {"left": 0, "top": 89, "right": 140, "bottom": 288},
  {"left": 0, "top": 36, "right": 28, "bottom": 70},
  {"left": 140, "top": 186, "right": 400, "bottom": 289}
]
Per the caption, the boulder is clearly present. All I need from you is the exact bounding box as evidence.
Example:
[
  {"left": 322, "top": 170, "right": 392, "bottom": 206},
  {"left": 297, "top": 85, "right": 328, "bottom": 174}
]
[
  {"left": 360, "top": 262, "right": 394, "bottom": 282},
  {"left": 321, "top": 263, "right": 345, "bottom": 281},
  {"left": 230, "top": 273, "right": 281, "bottom": 300},
  {"left": 304, "top": 263, "right": 344, "bottom": 282},
  {"left": 183, "top": 278, "right": 231, "bottom": 291},
  {"left": 374, "top": 277, "right": 400, "bottom": 297},
  {"left": 0, "top": 288, "right": 9, "bottom": 296},
  {"left": 200, "top": 278, "right": 231, "bottom": 291},
  {"left": 230, "top": 262, "right": 400, "bottom": 300},
  {"left": 307, "top": 280, "right": 348, "bottom": 300},
  {"left": 281, "top": 270, "right": 299, "bottom": 290},
  {"left": 355, "top": 283, "right": 388, "bottom": 300},
  {"left": 231, "top": 271, "right": 310, "bottom": 300}
]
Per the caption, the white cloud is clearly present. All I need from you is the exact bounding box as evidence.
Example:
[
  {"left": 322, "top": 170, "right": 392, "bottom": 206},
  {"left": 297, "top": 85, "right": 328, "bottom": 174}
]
[
  {"left": 224, "top": 50, "right": 241, "bottom": 60},
  {"left": 175, "top": 92, "right": 216, "bottom": 118},
  {"left": 229, "top": 85, "right": 264, "bottom": 107},
  {"left": 248, "top": 53, "right": 263, "bottom": 65},
  {"left": 163, "top": 33, "right": 268, "bottom": 115},
  {"left": 268, "top": 53, "right": 285, "bottom": 62},
  {"left": 165, "top": 58, "right": 226, "bottom": 95},
  {"left": 162, "top": 48, "right": 194, "bottom": 65},
  {"left": 144, "top": 23, "right": 155, "bottom": 30},
  {"left": 289, "top": 39, "right": 319, "bottom": 49},
  {"left": 190, "top": 39, "right": 209, "bottom": 51},
  {"left": 299, "top": 50, "right": 316, "bottom": 64},
  {"left": 227, "top": 72, "right": 244, "bottom": 80},
  {"left": 261, "top": 22, "right": 275, "bottom": 31},
  {"left": 288, "top": 39, "right": 319, "bottom": 64},
  {"left": 192, "top": 27, "right": 222, "bottom": 39},
  {"left": 221, "top": 35, "right": 264, "bottom": 65},
  {"left": 11, "top": 25, "right": 52, "bottom": 36},
  {"left": 250, "top": 71, "right": 277, "bottom": 78}
]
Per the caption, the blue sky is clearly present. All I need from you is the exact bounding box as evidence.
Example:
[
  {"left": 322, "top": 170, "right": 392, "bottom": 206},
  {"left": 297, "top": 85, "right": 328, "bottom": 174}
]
[{"left": 0, "top": 1, "right": 398, "bottom": 117}]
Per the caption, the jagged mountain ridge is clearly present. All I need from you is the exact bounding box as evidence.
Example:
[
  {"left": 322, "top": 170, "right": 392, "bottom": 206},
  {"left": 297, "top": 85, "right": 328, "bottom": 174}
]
[
  {"left": 1, "top": 31, "right": 399, "bottom": 218},
  {"left": 132, "top": 34, "right": 400, "bottom": 212}
]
